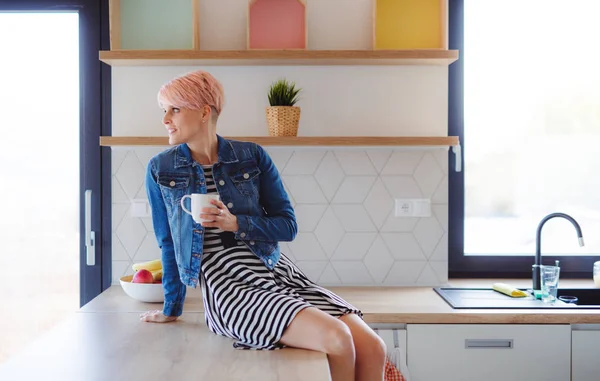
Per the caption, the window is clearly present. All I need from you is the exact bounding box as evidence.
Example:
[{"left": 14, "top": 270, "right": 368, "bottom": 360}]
[{"left": 449, "top": 0, "right": 600, "bottom": 278}]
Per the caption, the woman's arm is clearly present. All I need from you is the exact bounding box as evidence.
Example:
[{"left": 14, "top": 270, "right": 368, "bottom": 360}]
[
  {"left": 233, "top": 144, "right": 298, "bottom": 243},
  {"left": 145, "top": 162, "right": 186, "bottom": 318}
]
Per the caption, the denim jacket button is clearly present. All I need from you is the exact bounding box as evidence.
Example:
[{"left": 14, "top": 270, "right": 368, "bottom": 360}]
[
  {"left": 250, "top": 241, "right": 255, "bottom": 245},
  {"left": 218, "top": 180, "right": 225, "bottom": 186},
  {"left": 243, "top": 173, "right": 250, "bottom": 179},
  {"left": 267, "top": 259, "right": 273, "bottom": 265},
  {"left": 169, "top": 181, "right": 176, "bottom": 187},
  {"left": 240, "top": 232, "right": 246, "bottom": 238},
  {"left": 227, "top": 202, "right": 233, "bottom": 208}
]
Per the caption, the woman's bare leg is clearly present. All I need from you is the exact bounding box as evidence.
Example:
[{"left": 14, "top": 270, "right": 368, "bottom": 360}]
[
  {"left": 339, "top": 313, "right": 386, "bottom": 381},
  {"left": 279, "top": 307, "right": 355, "bottom": 381}
]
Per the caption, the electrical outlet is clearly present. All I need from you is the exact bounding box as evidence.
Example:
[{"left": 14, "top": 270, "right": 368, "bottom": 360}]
[
  {"left": 131, "top": 199, "right": 150, "bottom": 217},
  {"left": 394, "top": 199, "right": 431, "bottom": 217}
]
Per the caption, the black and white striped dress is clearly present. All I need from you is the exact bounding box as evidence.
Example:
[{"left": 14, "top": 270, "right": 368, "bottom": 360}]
[{"left": 199, "top": 165, "right": 363, "bottom": 350}]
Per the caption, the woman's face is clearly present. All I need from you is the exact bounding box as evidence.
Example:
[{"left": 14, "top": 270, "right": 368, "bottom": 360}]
[{"left": 161, "top": 103, "right": 205, "bottom": 145}]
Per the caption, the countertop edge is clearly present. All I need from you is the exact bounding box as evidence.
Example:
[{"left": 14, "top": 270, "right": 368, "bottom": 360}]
[
  {"left": 361, "top": 312, "right": 600, "bottom": 324},
  {"left": 84, "top": 280, "right": 600, "bottom": 325}
]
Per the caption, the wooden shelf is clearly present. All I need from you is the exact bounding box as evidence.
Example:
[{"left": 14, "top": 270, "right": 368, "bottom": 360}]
[
  {"left": 98, "top": 49, "right": 459, "bottom": 66},
  {"left": 100, "top": 136, "right": 459, "bottom": 147}
]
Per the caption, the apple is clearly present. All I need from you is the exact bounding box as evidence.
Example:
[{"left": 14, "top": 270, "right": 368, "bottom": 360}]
[{"left": 132, "top": 269, "right": 154, "bottom": 284}]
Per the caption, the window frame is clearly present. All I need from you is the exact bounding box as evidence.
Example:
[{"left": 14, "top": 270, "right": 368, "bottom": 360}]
[
  {"left": 0, "top": 0, "right": 113, "bottom": 305},
  {"left": 447, "top": 0, "right": 598, "bottom": 279}
]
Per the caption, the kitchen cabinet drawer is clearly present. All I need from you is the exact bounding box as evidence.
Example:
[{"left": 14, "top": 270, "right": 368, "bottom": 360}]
[
  {"left": 572, "top": 330, "right": 600, "bottom": 381},
  {"left": 407, "top": 324, "right": 571, "bottom": 381}
]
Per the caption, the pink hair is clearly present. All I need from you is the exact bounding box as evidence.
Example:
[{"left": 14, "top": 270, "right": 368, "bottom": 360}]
[{"left": 157, "top": 70, "right": 225, "bottom": 116}]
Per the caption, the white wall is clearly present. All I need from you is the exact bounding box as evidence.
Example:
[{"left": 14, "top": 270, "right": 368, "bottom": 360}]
[
  {"left": 112, "top": 145, "right": 450, "bottom": 286},
  {"left": 112, "top": 65, "right": 448, "bottom": 137}
]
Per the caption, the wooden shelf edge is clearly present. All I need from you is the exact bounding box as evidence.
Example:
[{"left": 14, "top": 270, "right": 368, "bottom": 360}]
[
  {"left": 100, "top": 136, "right": 460, "bottom": 147},
  {"left": 98, "top": 49, "right": 459, "bottom": 66}
]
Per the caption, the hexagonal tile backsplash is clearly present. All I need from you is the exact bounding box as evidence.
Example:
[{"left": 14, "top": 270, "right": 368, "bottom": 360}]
[{"left": 111, "top": 146, "right": 449, "bottom": 287}]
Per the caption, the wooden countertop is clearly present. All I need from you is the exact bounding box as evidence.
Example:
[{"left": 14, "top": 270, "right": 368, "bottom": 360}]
[
  {"left": 3, "top": 278, "right": 599, "bottom": 380},
  {"left": 0, "top": 312, "right": 329, "bottom": 381},
  {"left": 80, "top": 279, "right": 600, "bottom": 324}
]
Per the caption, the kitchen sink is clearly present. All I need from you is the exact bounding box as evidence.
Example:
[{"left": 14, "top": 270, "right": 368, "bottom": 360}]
[
  {"left": 557, "top": 288, "right": 600, "bottom": 306},
  {"left": 434, "top": 287, "right": 600, "bottom": 309}
]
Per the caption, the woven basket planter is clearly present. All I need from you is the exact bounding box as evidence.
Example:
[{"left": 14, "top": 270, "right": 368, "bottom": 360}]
[{"left": 266, "top": 106, "right": 301, "bottom": 136}]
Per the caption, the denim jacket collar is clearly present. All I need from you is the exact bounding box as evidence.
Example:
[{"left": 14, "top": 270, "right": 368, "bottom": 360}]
[{"left": 174, "top": 134, "right": 239, "bottom": 168}]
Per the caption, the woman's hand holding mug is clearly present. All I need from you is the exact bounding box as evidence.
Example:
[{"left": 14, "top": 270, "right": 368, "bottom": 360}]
[
  {"left": 181, "top": 194, "right": 238, "bottom": 232},
  {"left": 200, "top": 199, "right": 239, "bottom": 232}
]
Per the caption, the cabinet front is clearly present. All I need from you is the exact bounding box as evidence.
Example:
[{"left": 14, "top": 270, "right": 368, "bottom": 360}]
[
  {"left": 572, "top": 330, "right": 600, "bottom": 381},
  {"left": 407, "top": 324, "right": 571, "bottom": 381}
]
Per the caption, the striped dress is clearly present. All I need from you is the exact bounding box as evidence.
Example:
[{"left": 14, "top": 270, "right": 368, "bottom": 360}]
[{"left": 199, "top": 165, "right": 363, "bottom": 350}]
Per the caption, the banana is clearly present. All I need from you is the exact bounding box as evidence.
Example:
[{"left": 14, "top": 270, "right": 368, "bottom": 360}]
[
  {"left": 132, "top": 259, "right": 162, "bottom": 272},
  {"left": 151, "top": 269, "right": 163, "bottom": 282}
]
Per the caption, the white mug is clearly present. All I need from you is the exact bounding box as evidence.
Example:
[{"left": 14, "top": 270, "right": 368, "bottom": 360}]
[{"left": 180, "top": 193, "right": 220, "bottom": 223}]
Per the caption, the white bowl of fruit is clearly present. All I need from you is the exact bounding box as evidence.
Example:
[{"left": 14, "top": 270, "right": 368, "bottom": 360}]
[{"left": 120, "top": 259, "right": 164, "bottom": 303}]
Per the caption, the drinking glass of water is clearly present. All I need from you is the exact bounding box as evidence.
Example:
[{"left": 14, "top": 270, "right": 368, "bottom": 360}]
[{"left": 540, "top": 265, "right": 560, "bottom": 303}]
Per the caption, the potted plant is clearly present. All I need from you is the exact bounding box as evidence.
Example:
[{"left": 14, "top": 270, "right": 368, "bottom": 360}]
[{"left": 266, "top": 78, "right": 302, "bottom": 137}]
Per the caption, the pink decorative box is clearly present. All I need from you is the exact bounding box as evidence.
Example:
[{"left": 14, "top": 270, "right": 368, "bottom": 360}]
[{"left": 248, "top": 0, "right": 307, "bottom": 50}]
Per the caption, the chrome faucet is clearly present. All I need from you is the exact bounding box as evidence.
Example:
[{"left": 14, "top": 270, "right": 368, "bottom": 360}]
[{"left": 533, "top": 213, "right": 585, "bottom": 290}]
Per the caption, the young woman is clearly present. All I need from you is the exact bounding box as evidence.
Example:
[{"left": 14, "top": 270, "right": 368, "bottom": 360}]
[{"left": 140, "top": 70, "right": 386, "bottom": 381}]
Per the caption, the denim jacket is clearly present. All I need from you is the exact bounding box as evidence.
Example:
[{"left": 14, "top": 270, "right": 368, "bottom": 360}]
[{"left": 145, "top": 135, "right": 298, "bottom": 317}]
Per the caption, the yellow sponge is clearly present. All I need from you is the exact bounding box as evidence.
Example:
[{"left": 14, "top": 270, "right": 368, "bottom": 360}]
[{"left": 493, "top": 283, "right": 529, "bottom": 298}]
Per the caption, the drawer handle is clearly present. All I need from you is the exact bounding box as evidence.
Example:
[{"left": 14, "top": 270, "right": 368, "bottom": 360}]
[{"left": 465, "top": 339, "right": 513, "bottom": 349}]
